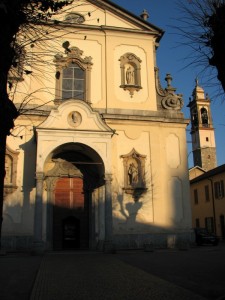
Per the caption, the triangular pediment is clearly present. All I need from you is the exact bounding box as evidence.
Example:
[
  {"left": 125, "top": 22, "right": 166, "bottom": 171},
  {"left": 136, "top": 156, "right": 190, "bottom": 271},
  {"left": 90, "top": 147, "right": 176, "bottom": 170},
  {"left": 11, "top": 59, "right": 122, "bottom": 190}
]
[
  {"left": 57, "top": 0, "right": 163, "bottom": 36},
  {"left": 37, "top": 99, "right": 114, "bottom": 133}
]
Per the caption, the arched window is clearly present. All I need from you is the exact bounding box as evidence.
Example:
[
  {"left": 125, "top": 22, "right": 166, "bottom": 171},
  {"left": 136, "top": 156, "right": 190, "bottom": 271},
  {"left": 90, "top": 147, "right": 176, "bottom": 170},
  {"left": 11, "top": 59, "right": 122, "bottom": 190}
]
[
  {"left": 62, "top": 63, "right": 85, "bottom": 100},
  {"left": 191, "top": 108, "right": 198, "bottom": 128},
  {"left": 201, "top": 107, "right": 209, "bottom": 126},
  {"left": 54, "top": 46, "right": 93, "bottom": 104}
]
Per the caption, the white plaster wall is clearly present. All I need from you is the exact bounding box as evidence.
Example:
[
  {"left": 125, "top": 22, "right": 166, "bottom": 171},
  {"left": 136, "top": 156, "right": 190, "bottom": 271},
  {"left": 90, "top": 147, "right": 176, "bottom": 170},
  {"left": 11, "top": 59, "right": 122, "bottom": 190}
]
[
  {"left": 56, "top": 1, "right": 140, "bottom": 29},
  {"left": 109, "top": 120, "right": 191, "bottom": 234}
]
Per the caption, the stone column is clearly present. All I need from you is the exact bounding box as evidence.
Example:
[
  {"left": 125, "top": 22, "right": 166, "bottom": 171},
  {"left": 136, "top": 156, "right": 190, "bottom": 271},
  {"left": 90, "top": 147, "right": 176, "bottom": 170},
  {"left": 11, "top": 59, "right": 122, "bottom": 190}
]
[
  {"left": 98, "top": 186, "right": 105, "bottom": 250},
  {"left": 45, "top": 177, "right": 56, "bottom": 250},
  {"left": 104, "top": 174, "right": 113, "bottom": 252},
  {"left": 33, "top": 171, "right": 45, "bottom": 252}
]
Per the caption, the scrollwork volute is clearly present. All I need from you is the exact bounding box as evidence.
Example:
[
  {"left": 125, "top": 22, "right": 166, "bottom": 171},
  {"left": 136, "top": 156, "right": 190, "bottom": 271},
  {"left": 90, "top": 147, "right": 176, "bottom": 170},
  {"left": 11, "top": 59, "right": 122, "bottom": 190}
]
[
  {"left": 155, "top": 71, "right": 184, "bottom": 111},
  {"left": 161, "top": 93, "right": 184, "bottom": 110}
]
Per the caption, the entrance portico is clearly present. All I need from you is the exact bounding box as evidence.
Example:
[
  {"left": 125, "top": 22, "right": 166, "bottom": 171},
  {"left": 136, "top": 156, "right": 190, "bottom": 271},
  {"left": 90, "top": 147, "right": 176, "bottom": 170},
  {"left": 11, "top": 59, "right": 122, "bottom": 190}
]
[{"left": 33, "top": 100, "right": 114, "bottom": 251}]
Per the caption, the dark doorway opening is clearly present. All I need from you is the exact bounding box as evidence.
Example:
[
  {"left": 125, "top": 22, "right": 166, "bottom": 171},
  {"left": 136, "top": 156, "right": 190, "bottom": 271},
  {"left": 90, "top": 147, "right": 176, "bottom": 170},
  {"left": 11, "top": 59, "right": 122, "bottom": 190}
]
[
  {"left": 49, "top": 142, "right": 105, "bottom": 251},
  {"left": 53, "top": 177, "right": 89, "bottom": 250},
  {"left": 62, "top": 216, "right": 80, "bottom": 249}
]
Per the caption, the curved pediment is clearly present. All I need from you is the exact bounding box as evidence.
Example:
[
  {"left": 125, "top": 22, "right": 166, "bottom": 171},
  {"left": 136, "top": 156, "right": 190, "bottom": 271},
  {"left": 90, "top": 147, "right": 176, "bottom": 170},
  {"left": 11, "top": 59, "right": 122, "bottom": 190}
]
[{"left": 37, "top": 99, "right": 114, "bottom": 133}]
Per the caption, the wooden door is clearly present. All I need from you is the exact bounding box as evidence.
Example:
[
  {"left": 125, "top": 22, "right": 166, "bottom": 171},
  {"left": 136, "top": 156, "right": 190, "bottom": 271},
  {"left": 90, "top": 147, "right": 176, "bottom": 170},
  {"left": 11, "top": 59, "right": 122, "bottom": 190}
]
[{"left": 53, "top": 177, "right": 89, "bottom": 250}]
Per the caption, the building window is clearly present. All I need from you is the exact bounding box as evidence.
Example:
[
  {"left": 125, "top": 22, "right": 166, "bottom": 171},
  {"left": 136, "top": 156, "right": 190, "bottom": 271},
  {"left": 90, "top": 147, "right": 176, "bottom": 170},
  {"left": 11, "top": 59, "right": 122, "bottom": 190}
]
[
  {"left": 191, "top": 108, "right": 198, "bottom": 128},
  {"left": 194, "top": 189, "right": 198, "bottom": 204},
  {"left": 54, "top": 46, "right": 92, "bottom": 105},
  {"left": 214, "top": 180, "right": 224, "bottom": 199},
  {"left": 205, "top": 185, "right": 210, "bottom": 202},
  {"left": 205, "top": 217, "right": 214, "bottom": 233},
  {"left": 195, "top": 218, "right": 200, "bottom": 228},
  {"left": 62, "top": 63, "right": 85, "bottom": 100},
  {"left": 64, "top": 13, "right": 85, "bottom": 24}
]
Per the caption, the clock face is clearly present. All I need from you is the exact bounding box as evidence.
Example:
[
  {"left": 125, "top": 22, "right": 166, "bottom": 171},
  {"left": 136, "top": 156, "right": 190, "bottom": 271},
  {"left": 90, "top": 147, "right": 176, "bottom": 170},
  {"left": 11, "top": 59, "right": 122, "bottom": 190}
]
[{"left": 65, "top": 13, "right": 85, "bottom": 24}]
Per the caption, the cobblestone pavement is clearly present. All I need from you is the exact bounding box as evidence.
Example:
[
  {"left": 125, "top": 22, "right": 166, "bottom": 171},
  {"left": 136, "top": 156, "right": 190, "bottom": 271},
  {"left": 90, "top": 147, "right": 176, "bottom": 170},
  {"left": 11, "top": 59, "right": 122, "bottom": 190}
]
[
  {"left": 0, "top": 253, "right": 42, "bottom": 300},
  {"left": 116, "top": 244, "right": 225, "bottom": 300},
  {"left": 2, "top": 245, "right": 224, "bottom": 300},
  {"left": 30, "top": 252, "right": 206, "bottom": 300}
]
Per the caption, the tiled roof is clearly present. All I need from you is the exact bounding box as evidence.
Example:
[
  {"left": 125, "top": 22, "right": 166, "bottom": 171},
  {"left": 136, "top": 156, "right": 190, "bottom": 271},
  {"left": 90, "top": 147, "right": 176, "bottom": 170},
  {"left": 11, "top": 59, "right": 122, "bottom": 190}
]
[{"left": 190, "top": 164, "right": 225, "bottom": 184}]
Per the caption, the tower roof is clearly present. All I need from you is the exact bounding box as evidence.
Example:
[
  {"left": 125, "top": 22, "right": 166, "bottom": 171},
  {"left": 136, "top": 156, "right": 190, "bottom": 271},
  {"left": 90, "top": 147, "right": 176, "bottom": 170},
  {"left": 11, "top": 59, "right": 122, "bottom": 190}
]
[{"left": 192, "top": 78, "right": 205, "bottom": 101}]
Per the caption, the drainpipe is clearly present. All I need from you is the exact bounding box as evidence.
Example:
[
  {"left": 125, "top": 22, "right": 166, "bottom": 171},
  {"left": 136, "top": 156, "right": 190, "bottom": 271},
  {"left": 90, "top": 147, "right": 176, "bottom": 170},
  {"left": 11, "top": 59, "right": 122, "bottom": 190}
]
[{"left": 208, "top": 178, "right": 217, "bottom": 234}]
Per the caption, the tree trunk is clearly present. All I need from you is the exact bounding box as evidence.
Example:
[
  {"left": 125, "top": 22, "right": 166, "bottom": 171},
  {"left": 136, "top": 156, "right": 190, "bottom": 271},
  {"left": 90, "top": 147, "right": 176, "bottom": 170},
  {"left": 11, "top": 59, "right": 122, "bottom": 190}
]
[
  {"left": 0, "top": 132, "right": 6, "bottom": 249},
  {"left": 0, "top": 70, "right": 18, "bottom": 250}
]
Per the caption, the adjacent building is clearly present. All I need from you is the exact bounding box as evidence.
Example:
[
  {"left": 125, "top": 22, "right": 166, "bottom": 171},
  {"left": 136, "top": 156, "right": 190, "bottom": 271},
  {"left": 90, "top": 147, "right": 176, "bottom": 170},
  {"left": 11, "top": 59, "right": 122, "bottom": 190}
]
[
  {"left": 188, "top": 81, "right": 225, "bottom": 239},
  {"left": 190, "top": 165, "right": 225, "bottom": 238}
]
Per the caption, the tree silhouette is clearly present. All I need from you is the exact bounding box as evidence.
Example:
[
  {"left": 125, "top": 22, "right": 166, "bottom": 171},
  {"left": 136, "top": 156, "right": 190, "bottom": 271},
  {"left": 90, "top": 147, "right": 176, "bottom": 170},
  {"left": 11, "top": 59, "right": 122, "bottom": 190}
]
[
  {"left": 175, "top": 0, "right": 225, "bottom": 95},
  {"left": 0, "top": 0, "right": 75, "bottom": 249}
]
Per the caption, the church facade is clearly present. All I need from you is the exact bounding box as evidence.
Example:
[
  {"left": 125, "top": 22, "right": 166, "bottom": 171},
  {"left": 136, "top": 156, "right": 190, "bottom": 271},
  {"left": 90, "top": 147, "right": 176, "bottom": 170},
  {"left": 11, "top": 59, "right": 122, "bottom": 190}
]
[{"left": 3, "top": 0, "right": 192, "bottom": 251}]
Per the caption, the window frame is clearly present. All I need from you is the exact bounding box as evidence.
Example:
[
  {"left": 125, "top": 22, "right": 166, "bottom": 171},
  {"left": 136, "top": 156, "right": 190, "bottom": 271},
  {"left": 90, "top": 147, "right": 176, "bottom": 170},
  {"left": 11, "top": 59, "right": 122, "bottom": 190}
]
[
  {"left": 54, "top": 46, "right": 93, "bottom": 105},
  {"left": 62, "top": 62, "right": 86, "bottom": 101},
  {"left": 214, "top": 180, "right": 225, "bottom": 199},
  {"left": 194, "top": 188, "right": 198, "bottom": 205},
  {"left": 205, "top": 184, "right": 210, "bottom": 202}
]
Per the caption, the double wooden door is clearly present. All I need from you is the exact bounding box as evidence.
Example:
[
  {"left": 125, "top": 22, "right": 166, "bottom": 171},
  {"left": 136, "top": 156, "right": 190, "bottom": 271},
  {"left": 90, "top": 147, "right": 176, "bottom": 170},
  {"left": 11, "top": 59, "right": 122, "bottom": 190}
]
[{"left": 53, "top": 177, "right": 89, "bottom": 250}]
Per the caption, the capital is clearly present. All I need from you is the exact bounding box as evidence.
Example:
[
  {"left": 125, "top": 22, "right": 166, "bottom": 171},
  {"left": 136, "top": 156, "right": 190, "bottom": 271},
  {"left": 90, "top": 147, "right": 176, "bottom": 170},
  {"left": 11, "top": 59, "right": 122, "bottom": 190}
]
[
  {"left": 104, "top": 174, "right": 112, "bottom": 182},
  {"left": 35, "top": 172, "right": 45, "bottom": 181}
]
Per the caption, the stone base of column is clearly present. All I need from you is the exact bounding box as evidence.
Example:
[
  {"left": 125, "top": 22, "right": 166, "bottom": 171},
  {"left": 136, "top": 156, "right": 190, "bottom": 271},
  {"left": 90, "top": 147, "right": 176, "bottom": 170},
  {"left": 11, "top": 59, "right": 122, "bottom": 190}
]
[
  {"left": 32, "top": 241, "right": 45, "bottom": 255},
  {"left": 0, "top": 249, "right": 7, "bottom": 256},
  {"left": 103, "top": 240, "right": 115, "bottom": 253},
  {"left": 96, "top": 240, "right": 104, "bottom": 251}
]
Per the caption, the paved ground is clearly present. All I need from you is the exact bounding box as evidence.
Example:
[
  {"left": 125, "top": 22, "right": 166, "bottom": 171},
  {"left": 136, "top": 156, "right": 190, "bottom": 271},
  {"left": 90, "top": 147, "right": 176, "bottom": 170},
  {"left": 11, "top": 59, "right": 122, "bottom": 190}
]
[
  {"left": 0, "top": 244, "right": 225, "bottom": 300},
  {"left": 117, "top": 244, "right": 225, "bottom": 300},
  {"left": 30, "top": 252, "right": 205, "bottom": 300},
  {"left": 0, "top": 253, "right": 42, "bottom": 300}
]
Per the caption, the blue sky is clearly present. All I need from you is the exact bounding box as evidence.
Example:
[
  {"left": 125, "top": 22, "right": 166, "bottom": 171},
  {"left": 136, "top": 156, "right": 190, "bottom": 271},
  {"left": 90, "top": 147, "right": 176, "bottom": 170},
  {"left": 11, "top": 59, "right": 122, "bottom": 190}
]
[{"left": 111, "top": 0, "right": 225, "bottom": 168}]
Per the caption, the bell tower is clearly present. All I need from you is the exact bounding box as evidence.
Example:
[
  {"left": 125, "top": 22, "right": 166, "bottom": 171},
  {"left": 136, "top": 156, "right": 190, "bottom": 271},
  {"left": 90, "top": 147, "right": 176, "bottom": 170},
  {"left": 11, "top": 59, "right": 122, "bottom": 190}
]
[{"left": 188, "top": 79, "right": 217, "bottom": 171}]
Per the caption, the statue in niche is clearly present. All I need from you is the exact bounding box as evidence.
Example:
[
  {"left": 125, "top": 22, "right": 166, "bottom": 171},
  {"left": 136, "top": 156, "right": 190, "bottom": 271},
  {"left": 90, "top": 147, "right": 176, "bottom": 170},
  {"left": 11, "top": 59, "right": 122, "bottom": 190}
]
[
  {"left": 121, "top": 148, "right": 147, "bottom": 200},
  {"left": 128, "top": 162, "right": 138, "bottom": 185},
  {"left": 126, "top": 66, "right": 135, "bottom": 85}
]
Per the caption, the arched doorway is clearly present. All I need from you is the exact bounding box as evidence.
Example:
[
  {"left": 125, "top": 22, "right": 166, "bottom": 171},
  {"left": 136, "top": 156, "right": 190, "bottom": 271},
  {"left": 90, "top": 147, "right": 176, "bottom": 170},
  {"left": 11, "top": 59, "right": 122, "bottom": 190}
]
[
  {"left": 53, "top": 177, "right": 88, "bottom": 250},
  {"left": 45, "top": 143, "right": 105, "bottom": 250}
]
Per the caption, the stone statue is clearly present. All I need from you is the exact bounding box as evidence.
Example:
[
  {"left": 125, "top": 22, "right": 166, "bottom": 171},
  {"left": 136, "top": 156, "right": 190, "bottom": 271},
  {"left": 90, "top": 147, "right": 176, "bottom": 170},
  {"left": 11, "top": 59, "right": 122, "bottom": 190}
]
[
  {"left": 126, "top": 66, "right": 135, "bottom": 85},
  {"left": 128, "top": 163, "right": 138, "bottom": 185}
]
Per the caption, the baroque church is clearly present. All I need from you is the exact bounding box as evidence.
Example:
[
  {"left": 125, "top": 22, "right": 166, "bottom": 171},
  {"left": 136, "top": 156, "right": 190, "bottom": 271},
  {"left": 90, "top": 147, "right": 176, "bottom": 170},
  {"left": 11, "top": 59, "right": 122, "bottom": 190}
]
[{"left": 3, "top": 0, "right": 192, "bottom": 251}]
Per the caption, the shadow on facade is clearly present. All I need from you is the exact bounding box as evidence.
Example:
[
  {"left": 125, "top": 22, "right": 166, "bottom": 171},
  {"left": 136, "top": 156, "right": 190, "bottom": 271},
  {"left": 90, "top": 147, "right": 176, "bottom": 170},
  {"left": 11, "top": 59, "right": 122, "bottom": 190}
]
[{"left": 2, "top": 138, "right": 193, "bottom": 251}]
